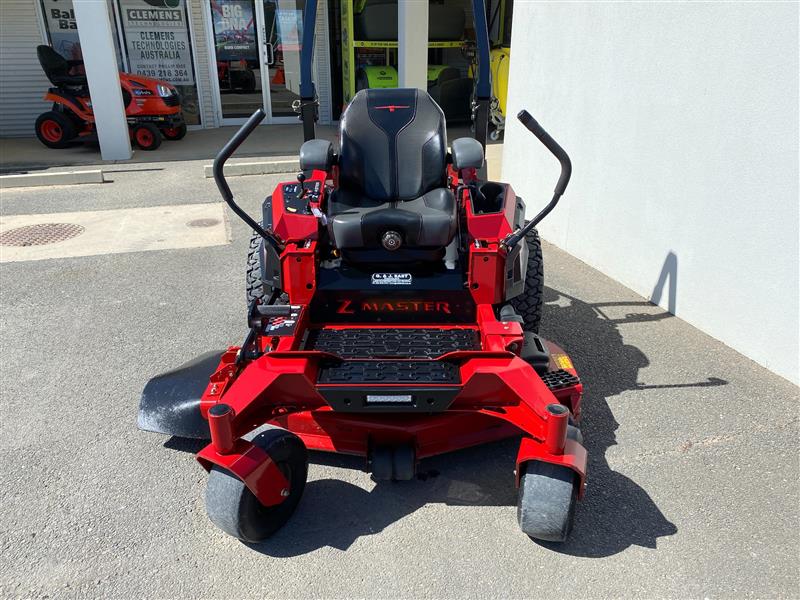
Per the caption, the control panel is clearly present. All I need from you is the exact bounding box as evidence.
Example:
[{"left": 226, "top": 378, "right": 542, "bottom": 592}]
[
  {"left": 271, "top": 176, "right": 325, "bottom": 242},
  {"left": 281, "top": 180, "right": 322, "bottom": 214}
]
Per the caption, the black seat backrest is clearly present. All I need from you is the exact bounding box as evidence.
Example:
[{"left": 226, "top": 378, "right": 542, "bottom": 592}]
[
  {"left": 37, "top": 45, "right": 69, "bottom": 84},
  {"left": 339, "top": 88, "right": 447, "bottom": 202},
  {"left": 37, "top": 45, "right": 84, "bottom": 87}
]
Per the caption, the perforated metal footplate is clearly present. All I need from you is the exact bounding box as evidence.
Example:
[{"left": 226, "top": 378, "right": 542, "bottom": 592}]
[
  {"left": 318, "top": 360, "right": 460, "bottom": 384},
  {"left": 304, "top": 328, "right": 480, "bottom": 359},
  {"left": 540, "top": 369, "right": 581, "bottom": 391}
]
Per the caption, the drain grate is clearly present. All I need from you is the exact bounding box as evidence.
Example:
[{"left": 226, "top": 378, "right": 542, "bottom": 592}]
[{"left": 0, "top": 223, "right": 85, "bottom": 247}]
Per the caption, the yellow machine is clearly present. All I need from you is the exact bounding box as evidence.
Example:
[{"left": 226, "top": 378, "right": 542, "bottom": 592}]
[
  {"left": 491, "top": 46, "right": 510, "bottom": 117},
  {"left": 489, "top": 46, "right": 510, "bottom": 140}
]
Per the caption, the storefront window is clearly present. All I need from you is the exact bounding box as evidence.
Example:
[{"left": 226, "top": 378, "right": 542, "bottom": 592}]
[
  {"left": 40, "top": 0, "right": 124, "bottom": 65},
  {"left": 39, "top": 0, "right": 201, "bottom": 126},
  {"left": 211, "top": 0, "right": 261, "bottom": 119},
  {"left": 209, "top": 0, "right": 304, "bottom": 121},
  {"left": 117, "top": 0, "right": 201, "bottom": 124}
]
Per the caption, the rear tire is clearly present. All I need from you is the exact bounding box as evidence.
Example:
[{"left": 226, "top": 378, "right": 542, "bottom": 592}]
[
  {"left": 133, "top": 123, "right": 162, "bottom": 151},
  {"left": 35, "top": 111, "right": 76, "bottom": 149},
  {"left": 509, "top": 227, "right": 544, "bottom": 333},
  {"left": 205, "top": 426, "right": 308, "bottom": 543},
  {"left": 517, "top": 460, "right": 578, "bottom": 542},
  {"left": 246, "top": 227, "right": 286, "bottom": 306}
]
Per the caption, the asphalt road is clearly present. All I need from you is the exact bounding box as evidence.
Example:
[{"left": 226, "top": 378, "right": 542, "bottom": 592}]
[{"left": 1, "top": 162, "right": 798, "bottom": 598}]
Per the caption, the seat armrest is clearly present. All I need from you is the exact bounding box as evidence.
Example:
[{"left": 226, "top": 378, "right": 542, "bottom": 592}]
[
  {"left": 451, "top": 137, "right": 484, "bottom": 170},
  {"left": 299, "top": 139, "right": 335, "bottom": 172}
]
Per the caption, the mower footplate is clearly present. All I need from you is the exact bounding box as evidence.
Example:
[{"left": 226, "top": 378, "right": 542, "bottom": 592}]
[
  {"left": 303, "top": 327, "right": 480, "bottom": 359},
  {"left": 317, "top": 360, "right": 460, "bottom": 383}
]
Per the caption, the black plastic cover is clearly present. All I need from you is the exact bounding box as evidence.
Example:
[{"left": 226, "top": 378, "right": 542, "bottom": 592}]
[
  {"left": 137, "top": 351, "right": 221, "bottom": 439},
  {"left": 520, "top": 332, "right": 550, "bottom": 375}
]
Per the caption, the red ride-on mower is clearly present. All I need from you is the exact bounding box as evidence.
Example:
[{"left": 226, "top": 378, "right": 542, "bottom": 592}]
[
  {"left": 34, "top": 45, "right": 186, "bottom": 151},
  {"left": 139, "top": 0, "right": 586, "bottom": 544}
]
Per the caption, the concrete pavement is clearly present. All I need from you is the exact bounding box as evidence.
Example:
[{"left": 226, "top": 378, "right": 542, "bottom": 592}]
[{"left": 0, "top": 163, "right": 797, "bottom": 598}]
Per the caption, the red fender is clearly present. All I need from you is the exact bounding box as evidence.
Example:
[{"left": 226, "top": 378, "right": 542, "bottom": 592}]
[{"left": 196, "top": 439, "right": 290, "bottom": 507}]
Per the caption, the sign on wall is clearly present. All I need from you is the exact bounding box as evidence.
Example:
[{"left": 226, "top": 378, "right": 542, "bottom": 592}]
[
  {"left": 211, "top": 0, "right": 257, "bottom": 62},
  {"left": 41, "top": 0, "right": 81, "bottom": 60},
  {"left": 119, "top": 0, "right": 195, "bottom": 85}
]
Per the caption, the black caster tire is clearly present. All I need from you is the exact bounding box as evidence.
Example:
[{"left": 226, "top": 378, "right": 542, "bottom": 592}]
[
  {"left": 205, "top": 426, "right": 307, "bottom": 543},
  {"left": 567, "top": 424, "right": 583, "bottom": 445},
  {"left": 391, "top": 445, "right": 416, "bottom": 481},
  {"left": 370, "top": 446, "right": 393, "bottom": 481},
  {"left": 517, "top": 460, "right": 578, "bottom": 542},
  {"left": 133, "top": 123, "right": 162, "bottom": 151},
  {"left": 35, "top": 111, "right": 76, "bottom": 149},
  {"left": 161, "top": 123, "right": 187, "bottom": 140}
]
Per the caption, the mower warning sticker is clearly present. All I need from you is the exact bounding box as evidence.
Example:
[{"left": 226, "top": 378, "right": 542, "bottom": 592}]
[
  {"left": 264, "top": 306, "right": 301, "bottom": 336},
  {"left": 371, "top": 273, "right": 412, "bottom": 286},
  {"left": 553, "top": 354, "right": 574, "bottom": 371}
]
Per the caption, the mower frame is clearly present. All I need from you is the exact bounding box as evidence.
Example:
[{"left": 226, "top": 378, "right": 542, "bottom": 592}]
[{"left": 140, "top": 0, "right": 587, "bottom": 543}]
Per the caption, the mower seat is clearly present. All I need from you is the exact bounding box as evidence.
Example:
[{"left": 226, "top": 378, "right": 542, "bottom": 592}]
[
  {"left": 329, "top": 88, "right": 457, "bottom": 262},
  {"left": 37, "top": 45, "right": 87, "bottom": 88}
]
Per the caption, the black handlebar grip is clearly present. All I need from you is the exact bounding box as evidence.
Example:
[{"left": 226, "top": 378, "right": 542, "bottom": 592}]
[
  {"left": 256, "top": 304, "right": 293, "bottom": 317},
  {"left": 517, "top": 110, "right": 572, "bottom": 197},
  {"left": 213, "top": 108, "right": 266, "bottom": 203},
  {"left": 212, "top": 108, "right": 283, "bottom": 253}
]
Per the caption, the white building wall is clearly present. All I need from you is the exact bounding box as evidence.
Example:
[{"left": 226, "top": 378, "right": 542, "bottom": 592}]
[
  {"left": 312, "top": 0, "right": 332, "bottom": 124},
  {"left": 189, "top": 0, "right": 218, "bottom": 128},
  {"left": 0, "top": 0, "right": 50, "bottom": 137},
  {"left": 502, "top": 2, "right": 799, "bottom": 384}
]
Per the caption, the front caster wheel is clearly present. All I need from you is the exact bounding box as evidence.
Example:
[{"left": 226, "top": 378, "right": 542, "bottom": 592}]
[
  {"left": 205, "top": 426, "right": 307, "bottom": 543},
  {"left": 517, "top": 461, "right": 578, "bottom": 542}
]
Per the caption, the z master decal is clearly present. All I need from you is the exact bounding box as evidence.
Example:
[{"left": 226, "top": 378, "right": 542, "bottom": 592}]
[
  {"left": 337, "top": 300, "right": 451, "bottom": 314},
  {"left": 371, "top": 273, "right": 412, "bottom": 286}
]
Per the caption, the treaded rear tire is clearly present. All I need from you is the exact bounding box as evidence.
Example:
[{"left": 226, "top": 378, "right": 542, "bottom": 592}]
[
  {"left": 205, "top": 426, "right": 308, "bottom": 543},
  {"left": 35, "top": 111, "right": 76, "bottom": 149},
  {"left": 246, "top": 228, "right": 286, "bottom": 305},
  {"left": 509, "top": 227, "right": 544, "bottom": 333}
]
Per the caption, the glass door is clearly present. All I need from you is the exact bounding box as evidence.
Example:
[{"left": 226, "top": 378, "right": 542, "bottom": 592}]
[
  {"left": 210, "top": 0, "right": 266, "bottom": 123},
  {"left": 209, "top": 0, "right": 304, "bottom": 124},
  {"left": 262, "top": 0, "right": 304, "bottom": 120}
]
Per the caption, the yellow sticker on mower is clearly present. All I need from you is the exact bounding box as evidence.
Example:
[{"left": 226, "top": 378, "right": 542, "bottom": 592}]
[{"left": 553, "top": 354, "right": 574, "bottom": 370}]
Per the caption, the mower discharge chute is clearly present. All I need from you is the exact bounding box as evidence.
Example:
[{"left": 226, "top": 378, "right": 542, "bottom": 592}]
[{"left": 139, "top": 0, "right": 585, "bottom": 544}]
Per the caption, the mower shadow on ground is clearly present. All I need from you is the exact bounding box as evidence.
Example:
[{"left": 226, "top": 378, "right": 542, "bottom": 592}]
[
  {"left": 537, "top": 287, "right": 726, "bottom": 557},
  {"left": 248, "top": 439, "right": 521, "bottom": 557}
]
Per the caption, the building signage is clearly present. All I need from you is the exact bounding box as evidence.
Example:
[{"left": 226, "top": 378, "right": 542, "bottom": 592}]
[
  {"left": 119, "top": 0, "right": 195, "bottom": 85},
  {"left": 41, "top": 0, "right": 81, "bottom": 60}
]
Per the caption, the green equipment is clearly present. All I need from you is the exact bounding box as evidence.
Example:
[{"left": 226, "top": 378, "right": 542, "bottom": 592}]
[{"left": 355, "top": 65, "right": 398, "bottom": 91}]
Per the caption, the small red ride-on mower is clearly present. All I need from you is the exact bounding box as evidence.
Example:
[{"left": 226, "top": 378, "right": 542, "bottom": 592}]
[
  {"left": 139, "top": 0, "right": 586, "bottom": 543},
  {"left": 34, "top": 45, "right": 186, "bottom": 151}
]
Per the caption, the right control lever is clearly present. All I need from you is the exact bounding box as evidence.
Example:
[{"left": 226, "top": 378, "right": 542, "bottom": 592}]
[{"left": 503, "top": 110, "right": 572, "bottom": 251}]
